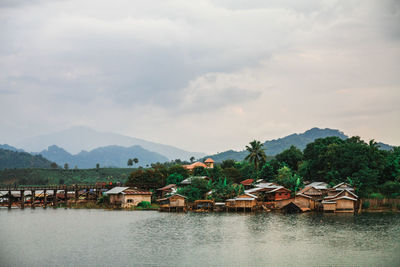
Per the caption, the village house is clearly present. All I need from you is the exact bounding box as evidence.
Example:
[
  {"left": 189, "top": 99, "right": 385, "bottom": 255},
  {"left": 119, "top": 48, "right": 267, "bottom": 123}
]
[
  {"left": 156, "top": 184, "right": 177, "bottom": 198},
  {"left": 226, "top": 193, "right": 258, "bottom": 211},
  {"left": 297, "top": 181, "right": 329, "bottom": 201},
  {"left": 183, "top": 158, "right": 214, "bottom": 171},
  {"left": 193, "top": 199, "right": 214, "bottom": 212},
  {"left": 245, "top": 185, "right": 291, "bottom": 202},
  {"left": 106, "top": 187, "right": 152, "bottom": 208},
  {"left": 158, "top": 194, "right": 187, "bottom": 212},
  {"left": 322, "top": 188, "right": 358, "bottom": 213}
]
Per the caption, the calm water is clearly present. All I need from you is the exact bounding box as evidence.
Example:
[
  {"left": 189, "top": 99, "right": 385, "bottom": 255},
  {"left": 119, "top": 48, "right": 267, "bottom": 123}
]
[{"left": 0, "top": 209, "right": 399, "bottom": 267}]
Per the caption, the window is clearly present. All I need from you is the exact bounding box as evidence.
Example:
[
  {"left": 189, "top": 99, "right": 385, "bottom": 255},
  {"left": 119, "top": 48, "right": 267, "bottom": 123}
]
[{"left": 127, "top": 199, "right": 133, "bottom": 203}]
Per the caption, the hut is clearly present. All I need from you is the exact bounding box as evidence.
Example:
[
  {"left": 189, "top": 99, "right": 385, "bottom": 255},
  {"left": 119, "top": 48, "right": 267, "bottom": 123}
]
[
  {"left": 193, "top": 199, "right": 214, "bottom": 212},
  {"left": 204, "top": 158, "right": 215, "bottom": 168},
  {"left": 106, "top": 187, "right": 152, "bottom": 208},
  {"left": 226, "top": 193, "right": 258, "bottom": 212},
  {"left": 322, "top": 189, "right": 358, "bottom": 213},
  {"left": 156, "top": 184, "right": 176, "bottom": 198},
  {"left": 158, "top": 194, "right": 187, "bottom": 212}
]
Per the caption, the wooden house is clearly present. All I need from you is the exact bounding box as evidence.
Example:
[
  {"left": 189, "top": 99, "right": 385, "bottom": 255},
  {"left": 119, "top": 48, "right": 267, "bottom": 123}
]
[
  {"left": 106, "top": 187, "right": 152, "bottom": 208},
  {"left": 226, "top": 193, "right": 258, "bottom": 211},
  {"left": 327, "top": 182, "right": 355, "bottom": 197},
  {"left": 156, "top": 184, "right": 176, "bottom": 198},
  {"left": 322, "top": 189, "right": 358, "bottom": 213},
  {"left": 193, "top": 199, "right": 214, "bottom": 212},
  {"left": 158, "top": 194, "right": 187, "bottom": 212},
  {"left": 246, "top": 186, "right": 291, "bottom": 202}
]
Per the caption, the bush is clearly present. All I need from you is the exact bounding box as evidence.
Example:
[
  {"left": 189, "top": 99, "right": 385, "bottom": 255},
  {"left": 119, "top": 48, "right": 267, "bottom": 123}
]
[
  {"left": 369, "top": 193, "right": 385, "bottom": 200},
  {"left": 137, "top": 201, "right": 151, "bottom": 209},
  {"left": 362, "top": 201, "right": 370, "bottom": 209}
]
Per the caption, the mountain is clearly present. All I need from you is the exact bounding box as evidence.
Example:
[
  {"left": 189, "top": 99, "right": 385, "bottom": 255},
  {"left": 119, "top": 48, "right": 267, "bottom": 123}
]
[
  {"left": 0, "top": 148, "right": 53, "bottom": 170},
  {"left": 39, "top": 144, "right": 169, "bottom": 168},
  {"left": 15, "top": 126, "right": 205, "bottom": 160},
  {"left": 0, "top": 144, "right": 25, "bottom": 152},
  {"left": 204, "top": 127, "right": 393, "bottom": 162}
]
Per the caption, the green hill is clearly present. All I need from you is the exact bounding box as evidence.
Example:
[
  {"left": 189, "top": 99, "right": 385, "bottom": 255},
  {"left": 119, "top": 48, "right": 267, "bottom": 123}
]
[{"left": 0, "top": 148, "right": 53, "bottom": 170}]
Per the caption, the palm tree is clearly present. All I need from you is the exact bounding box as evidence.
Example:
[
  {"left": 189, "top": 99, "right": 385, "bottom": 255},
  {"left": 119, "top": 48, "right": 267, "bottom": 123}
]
[{"left": 245, "top": 140, "right": 267, "bottom": 172}]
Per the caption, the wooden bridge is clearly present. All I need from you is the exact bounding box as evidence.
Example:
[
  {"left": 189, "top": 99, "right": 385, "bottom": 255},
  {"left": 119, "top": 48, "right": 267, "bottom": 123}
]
[{"left": 0, "top": 184, "right": 113, "bottom": 209}]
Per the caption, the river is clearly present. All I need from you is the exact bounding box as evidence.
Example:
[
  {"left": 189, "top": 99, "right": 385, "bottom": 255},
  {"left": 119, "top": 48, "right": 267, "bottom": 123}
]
[{"left": 0, "top": 209, "right": 399, "bottom": 266}]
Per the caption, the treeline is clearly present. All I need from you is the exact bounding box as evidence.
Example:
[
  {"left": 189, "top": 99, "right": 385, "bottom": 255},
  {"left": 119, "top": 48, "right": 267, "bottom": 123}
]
[
  {"left": 126, "top": 136, "right": 400, "bottom": 199},
  {"left": 0, "top": 149, "right": 53, "bottom": 169}
]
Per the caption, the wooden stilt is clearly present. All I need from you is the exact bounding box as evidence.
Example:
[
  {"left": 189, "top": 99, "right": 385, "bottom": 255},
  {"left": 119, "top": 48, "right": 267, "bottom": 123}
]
[
  {"left": 44, "top": 189, "right": 47, "bottom": 208},
  {"left": 64, "top": 189, "right": 68, "bottom": 207},
  {"left": 8, "top": 190, "right": 12, "bottom": 209},
  {"left": 20, "top": 190, "right": 25, "bottom": 209},
  {"left": 31, "top": 190, "right": 35, "bottom": 209},
  {"left": 53, "top": 189, "right": 57, "bottom": 207},
  {"left": 75, "top": 189, "right": 79, "bottom": 203}
]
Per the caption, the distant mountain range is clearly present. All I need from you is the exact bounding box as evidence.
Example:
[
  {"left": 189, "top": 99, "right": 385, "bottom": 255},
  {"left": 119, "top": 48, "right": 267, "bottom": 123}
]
[
  {"left": 1, "top": 127, "right": 395, "bottom": 169},
  {"left": 204, "top": 127, "right": 394, "bottom": 162},
  {"left": 0, "top": 148, "right": 53, "bottom": 170},
  {"left": 39, "top": 144, "right": 168, "bottom": 168},
  {"left": 14, "top": 126, "right": 205, "bottom": 160}
]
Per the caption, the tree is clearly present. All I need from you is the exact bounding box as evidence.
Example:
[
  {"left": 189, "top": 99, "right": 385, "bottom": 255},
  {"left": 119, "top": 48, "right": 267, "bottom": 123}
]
[
  {"left": 275, "top": 166, "right": 303, "bottom": 192},
  {"left": 96, "top": 163, "right": 100, "bottom": 170},
  {"left": 177, "top": 178, "right": 210, "bottom": 202},
  {"left": 245, "top": 140, "right": 267, "bottom": 172},
  {"left": 50, "top": 162, "right": 58, "bottom": 169},
  {"left": 275, "top": 145, "right": 303, "bottom": 171},
  {"left": 166, "top": 173, "right": 184, "bottom": 185},
  {"left": 221, "top": 159, "right": 236, "bottom": 169},
  {"left": 127, "top": 158, "right": 133, "bottom": 168},
  {"left": 64, "top": 163, "right": 69, "bottom": 170},
  {"left": 190, "top": 156, "right": 195, "bottom": 163},
  {"left": 133, "top": 158, "right": 139, "bottom": 165},
  {"left": 193, "top": 166, "right": 208, "bottom": 176},
  {"left": 260, "top": 162, "right": 275, "bottom": 181}
]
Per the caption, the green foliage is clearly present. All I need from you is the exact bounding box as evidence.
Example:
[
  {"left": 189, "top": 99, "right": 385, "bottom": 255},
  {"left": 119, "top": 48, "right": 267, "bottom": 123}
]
[
  {"left": 166, "top": 172, "right": 184, "bottom": 185},
  {"left": 193, "top": 166, "right": 208, "bottom": 176},
  {"left": 137, "top": 201, "right": 151, "bottom": 208},
  {"left": 222, "top": 167, "right": 242, "bottom": 184},
  {"left": 0, "top": 149, "right": 53, "bottom": 170},
  {"left": 127, "top": 158, "right": 133, "bottom": 167},
  {"left": 245, "top": 140, "right": 267, "bottom": 171},
  {"left": 275, "top": 145, "right": 303, "bottom": 171},
  {"left": 362, "top": 201, "right": 370, "bottom": 209},
  {"left": 368, "top": 193, "right": 385, "bottom": 200},
  {"left": 177, "top": 178, "right": 209, "bottom": 202},
  {"left": 168, "top": 164, "right": 189, "bottom": 178},
  {"left": 221, "top": 159, "right": 236, "bottom": 169},
  {"left": 275, "top": 166, "right": 303, "bottom": 192},
  {"left": 126, "top": 168, "right": 165, "bottom": 188},
  {"left": 380, "top": 181, "right": 400, "bottom": 198},
  {"left": 260, "top": 162, "right": 275, "bottom": 181},
  {"left": 0, "top": 168, "right": 129, "bottom": 185},
  {"left": 207, "top": 178, "right": 243, "bottom": 202},
  {"left": 97, "top": 194, "right": 110, "bottom": 204}
]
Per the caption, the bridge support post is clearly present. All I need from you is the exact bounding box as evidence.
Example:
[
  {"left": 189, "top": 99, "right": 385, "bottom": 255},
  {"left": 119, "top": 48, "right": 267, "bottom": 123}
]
[
  {"left": 75, "top": 189, "right": 79, "bottom": 203},
  {"left": 64, "top": 189, "right": 68, "bottom": 207},
  {"left": 31, "top": 190, "right": 35, "bottom": 209},
  {"left": 53, "top": 189, "right": 57, "bottom": 207},
  {"left": 20, "top": 190, "right": 25, "bottom": 209},
  {"left": 86, "top": 188, "right": 89, "bottom": 200},
  {"left": 8, "top": 190, "right": 12, "bottom": 209},
  {"left": 43, "top": 189, "right": 47, "bottom": 208}
]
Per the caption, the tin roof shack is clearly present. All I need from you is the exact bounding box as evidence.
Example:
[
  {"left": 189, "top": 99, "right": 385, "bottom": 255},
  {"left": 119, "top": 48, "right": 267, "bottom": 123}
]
[
  {"left": 327, "top": 182, "right": 355, "bottom": 197},
  {"left": 158, "top": 194, "right": 187, "bottom": 212},
  {"left": 180, "top": 176, "right": 210, "bottom": 186},
  {"left": 226, "top": 193, "right": 258, "bottom": 212},
  {"left": 322, "top": 189, "right": 358, "bottom": 213},
  {"left": 106, "top": 187, "right": 152, "bottom": 208},
  {"left": 156, "top": 184, "right": 176, "bottom": 198},
  {"left": 246, "top": 185, "right": 291, "bottom": 202},
  {"left": 297, "top": 182, "right": 329, "bottom": 201},
  {"left": 193, "top": 199, "right": 214, "bottom": 212}
]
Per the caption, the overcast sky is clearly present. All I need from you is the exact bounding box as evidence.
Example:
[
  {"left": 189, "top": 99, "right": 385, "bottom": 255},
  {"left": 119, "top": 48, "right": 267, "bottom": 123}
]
[{"left": 0, "top": 0, "right": 399, "bottom": 154}]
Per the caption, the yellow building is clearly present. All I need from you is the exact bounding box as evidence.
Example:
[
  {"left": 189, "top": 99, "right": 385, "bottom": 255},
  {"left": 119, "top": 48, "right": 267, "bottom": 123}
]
[{"left": 106, "top": 187, "right": 152, "bottom": 208}]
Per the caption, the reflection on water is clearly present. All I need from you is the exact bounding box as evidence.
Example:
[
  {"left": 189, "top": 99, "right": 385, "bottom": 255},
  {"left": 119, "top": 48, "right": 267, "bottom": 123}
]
[{"left": 1, "top": 209, "right": 399, "bottom": 266}]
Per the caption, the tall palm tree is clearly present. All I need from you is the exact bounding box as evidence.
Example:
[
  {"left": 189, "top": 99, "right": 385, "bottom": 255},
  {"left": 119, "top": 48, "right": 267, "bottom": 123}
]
[{"left": 245, "top": 140, "right": 267, "bottom": 172}]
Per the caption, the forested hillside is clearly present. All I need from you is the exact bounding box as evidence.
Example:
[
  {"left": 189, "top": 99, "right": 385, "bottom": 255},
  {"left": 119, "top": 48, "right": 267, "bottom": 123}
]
[{"left": 0, "top": 149, "right": 53, "bottom": 170}]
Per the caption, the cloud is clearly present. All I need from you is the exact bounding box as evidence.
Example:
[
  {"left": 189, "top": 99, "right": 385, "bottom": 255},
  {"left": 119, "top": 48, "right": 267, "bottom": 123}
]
[{"left": 0, "top": 0, "right": 399, "bottom": 152}]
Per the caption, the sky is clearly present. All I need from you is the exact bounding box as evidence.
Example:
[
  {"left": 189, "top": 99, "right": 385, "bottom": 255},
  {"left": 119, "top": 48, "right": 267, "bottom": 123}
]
[{"left": 0, "top": 0, "right": 399, "bottom": 154}]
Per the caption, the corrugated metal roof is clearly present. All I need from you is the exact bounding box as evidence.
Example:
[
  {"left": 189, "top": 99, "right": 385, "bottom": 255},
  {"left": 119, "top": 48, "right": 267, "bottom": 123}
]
[{"left": 105, "top": 187, "right": 129, "bottom": 194}]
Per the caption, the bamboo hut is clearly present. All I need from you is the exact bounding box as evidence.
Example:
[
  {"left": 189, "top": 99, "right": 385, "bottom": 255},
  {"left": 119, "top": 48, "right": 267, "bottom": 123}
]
[
  {"left": 193, "top": 199, "right": 214, "bottom": 212},
  {"left": 158, "top": 194, "right": 187, "bottom": 212},
  {"left": 226, "top": 193, "right": 258, "bottom": 212}
]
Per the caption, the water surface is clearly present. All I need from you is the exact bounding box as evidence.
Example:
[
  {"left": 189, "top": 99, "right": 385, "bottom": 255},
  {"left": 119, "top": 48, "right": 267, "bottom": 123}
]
[{"left": 1, "top": 209, "right": 399, "bottom": 266}]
